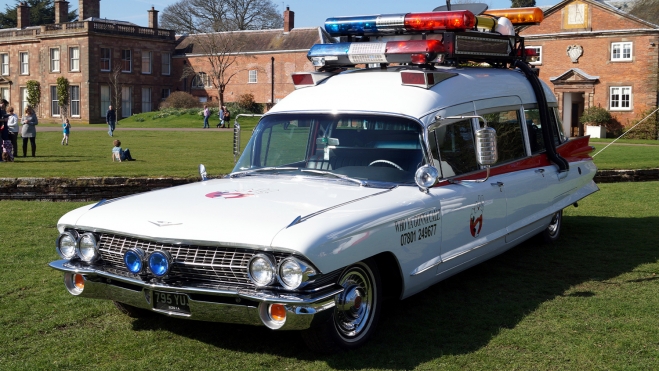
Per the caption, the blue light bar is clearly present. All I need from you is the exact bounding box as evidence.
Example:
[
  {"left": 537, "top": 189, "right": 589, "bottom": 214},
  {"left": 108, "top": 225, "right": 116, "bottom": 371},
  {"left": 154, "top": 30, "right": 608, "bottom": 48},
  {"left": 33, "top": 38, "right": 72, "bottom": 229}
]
[{"left": 325, "top": 15, "right": 379, "bottom": 36}]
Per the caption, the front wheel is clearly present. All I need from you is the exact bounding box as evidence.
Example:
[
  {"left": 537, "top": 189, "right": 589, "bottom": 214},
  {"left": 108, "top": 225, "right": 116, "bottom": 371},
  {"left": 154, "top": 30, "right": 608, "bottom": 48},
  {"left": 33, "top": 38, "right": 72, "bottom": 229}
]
[
  {"left": 542, "top": 210, "right": 563, "bottom": 243},
  {"left": 302, "top": 259, "right": 382, "bottom": 353}
]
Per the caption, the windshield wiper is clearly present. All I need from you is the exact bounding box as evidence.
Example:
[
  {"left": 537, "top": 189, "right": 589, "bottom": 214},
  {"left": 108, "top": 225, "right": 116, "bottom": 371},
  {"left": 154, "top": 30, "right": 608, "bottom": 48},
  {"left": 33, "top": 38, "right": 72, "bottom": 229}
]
[
  {"left": 300, "top": 169, "right": 366, "bottom": 186},
  {"left": 229, "top": 167, "right": 299, "bottom": 178}
]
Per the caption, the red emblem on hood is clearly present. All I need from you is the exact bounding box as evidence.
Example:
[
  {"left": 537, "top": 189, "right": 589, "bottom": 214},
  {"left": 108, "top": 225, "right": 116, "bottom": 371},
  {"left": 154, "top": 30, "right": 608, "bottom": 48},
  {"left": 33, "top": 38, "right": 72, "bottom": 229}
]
[{"left": 205, "top": 191, "right": 254, "bottom": 199}]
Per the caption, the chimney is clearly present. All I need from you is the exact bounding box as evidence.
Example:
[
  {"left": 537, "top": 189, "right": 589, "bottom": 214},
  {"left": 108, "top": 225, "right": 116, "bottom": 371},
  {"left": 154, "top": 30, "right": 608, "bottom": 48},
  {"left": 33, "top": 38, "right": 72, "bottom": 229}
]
[
  {"left": 55, "top": 1, "right": 69, "bottom": 24},
  {"left": 78, "top": 0, "right": 100, "bottom": 20},
  {"left": 17, "top": 2, "right": 30, "bottom": 29},
  {"left": 148, "top": 7, "right": 158, "bottom": 29},
  {"left": 283, "top": 7, "right": 294, "bottom": 32}
]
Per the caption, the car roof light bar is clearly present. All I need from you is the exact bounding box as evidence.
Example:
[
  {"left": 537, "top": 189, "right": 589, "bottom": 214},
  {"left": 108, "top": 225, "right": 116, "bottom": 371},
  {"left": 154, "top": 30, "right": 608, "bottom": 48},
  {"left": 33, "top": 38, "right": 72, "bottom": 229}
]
[
  {"left": 484, "top": 7, "right": 544, "bottom": 25},
  {"left": 325, "top": 10, "right": 476, "bottom": 36},
  {"left": 308, "top": 39, "right": 446, "bottom": 67}
]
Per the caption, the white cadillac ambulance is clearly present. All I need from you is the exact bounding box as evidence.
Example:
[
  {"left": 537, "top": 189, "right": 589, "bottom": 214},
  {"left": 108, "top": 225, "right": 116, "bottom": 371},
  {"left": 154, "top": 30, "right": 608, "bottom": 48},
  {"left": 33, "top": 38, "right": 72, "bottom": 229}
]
[{"left": 50, "top": 5, "right": 598, "bottom": 353}]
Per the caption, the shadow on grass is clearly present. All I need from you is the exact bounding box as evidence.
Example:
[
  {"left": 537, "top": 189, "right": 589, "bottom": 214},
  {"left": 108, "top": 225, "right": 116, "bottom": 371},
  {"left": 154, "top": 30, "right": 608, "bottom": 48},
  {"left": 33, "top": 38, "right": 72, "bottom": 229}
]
[{"left": 128, "top": 215, "right": 659, "bottom": 369}]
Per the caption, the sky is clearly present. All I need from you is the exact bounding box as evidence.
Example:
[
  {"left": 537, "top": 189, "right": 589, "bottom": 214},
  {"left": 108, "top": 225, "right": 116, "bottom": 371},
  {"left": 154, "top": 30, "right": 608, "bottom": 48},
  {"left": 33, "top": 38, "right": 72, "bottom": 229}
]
[{"left": 81, "top": 0, "right": 559, "bottom": 29}]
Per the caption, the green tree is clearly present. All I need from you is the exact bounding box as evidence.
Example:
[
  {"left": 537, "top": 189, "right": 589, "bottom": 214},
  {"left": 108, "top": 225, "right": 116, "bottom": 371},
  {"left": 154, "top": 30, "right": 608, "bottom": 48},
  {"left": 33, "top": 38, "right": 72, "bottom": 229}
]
[
  {"left": 0, "top": 0, "right": 77, "bottom": 29},
  {"left": 56, "top": 77, "right": 70, "bottom": 118},
  {"left": 511, "top": 0, "right": 536, "bottom": 7},
  {"left": 26, "top": 80, "right": 41, "bottom": 110}
]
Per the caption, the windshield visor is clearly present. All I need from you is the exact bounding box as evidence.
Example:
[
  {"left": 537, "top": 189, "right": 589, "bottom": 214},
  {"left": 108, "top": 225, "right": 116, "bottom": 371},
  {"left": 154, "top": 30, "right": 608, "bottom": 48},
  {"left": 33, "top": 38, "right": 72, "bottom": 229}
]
[{"left": 233, "top": 114, "right": 426, "bottom": 184}]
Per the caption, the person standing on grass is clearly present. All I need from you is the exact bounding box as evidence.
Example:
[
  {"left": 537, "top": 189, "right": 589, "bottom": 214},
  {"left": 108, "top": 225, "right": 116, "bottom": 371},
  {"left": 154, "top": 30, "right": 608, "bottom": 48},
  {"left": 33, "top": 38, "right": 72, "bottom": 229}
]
[
  {"left": 61, "top": 118, "right": 71, "bottom": 145},
  {"left": 21, "top": 106, "right": 37, "bottom": 157},
  {"left": 222, "top": 107, "right": 231, "bottom": 128},
  {"left": 203, "top": 105, "right": 210, "bottom": 128},
  {"left": 217, "top": 106, "right": 224, "bottom": 128},
  {"left": 1, "top": 113, "right": 13, "bottom": 162},
  {"left": 6, "top": 106, "right": 18, "bottom": 158},
  {"left": 106, "top": 105, "right": 116, "bottom": 137}
]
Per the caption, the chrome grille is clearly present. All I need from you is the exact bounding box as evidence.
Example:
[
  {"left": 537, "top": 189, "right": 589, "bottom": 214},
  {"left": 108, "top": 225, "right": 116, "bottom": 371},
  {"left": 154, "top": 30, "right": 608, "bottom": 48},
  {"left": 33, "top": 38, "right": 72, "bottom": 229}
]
[{"left": 98, "top": 233, "right": 260, "bottom": 287}]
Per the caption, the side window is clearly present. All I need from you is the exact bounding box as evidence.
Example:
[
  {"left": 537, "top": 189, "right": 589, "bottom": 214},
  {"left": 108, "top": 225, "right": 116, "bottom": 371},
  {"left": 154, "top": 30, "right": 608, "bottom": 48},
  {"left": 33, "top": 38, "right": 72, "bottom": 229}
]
[
  {"left": 433, "top": 120, "right": 478, "bottom": 177},
  {"left": 524, "top": 108, "right": 545, "bottom": 154},
  {"left": 550, "top": 107, "right": 567, "bottom": 144},
  {"left": 483, "top": 110, "right": 526, "bottom": 163}
]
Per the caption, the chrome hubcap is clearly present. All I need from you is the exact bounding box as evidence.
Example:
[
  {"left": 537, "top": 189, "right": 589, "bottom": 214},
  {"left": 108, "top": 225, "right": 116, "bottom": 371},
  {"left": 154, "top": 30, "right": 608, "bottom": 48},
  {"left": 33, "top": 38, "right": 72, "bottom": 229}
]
[
  {"left": 334, "top": 266, "right": 373, "bottom": 339},
  {"left": 547, "top": 212, "right": 561, "bottom": 237}
]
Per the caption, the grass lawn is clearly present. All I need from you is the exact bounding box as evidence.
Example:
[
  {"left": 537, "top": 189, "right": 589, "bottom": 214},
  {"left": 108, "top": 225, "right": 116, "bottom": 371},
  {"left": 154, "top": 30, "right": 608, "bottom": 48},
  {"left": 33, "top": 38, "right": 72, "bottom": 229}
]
[{"left": 0, "top": 181, "right": 658, "bottom": 370}]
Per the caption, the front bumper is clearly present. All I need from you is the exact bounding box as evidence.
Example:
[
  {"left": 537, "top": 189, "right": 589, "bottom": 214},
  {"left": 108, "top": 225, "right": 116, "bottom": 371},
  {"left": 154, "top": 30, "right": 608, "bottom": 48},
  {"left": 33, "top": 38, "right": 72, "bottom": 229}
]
[{"left": 49, "top": 259, "right": 341, "bottom": 330}]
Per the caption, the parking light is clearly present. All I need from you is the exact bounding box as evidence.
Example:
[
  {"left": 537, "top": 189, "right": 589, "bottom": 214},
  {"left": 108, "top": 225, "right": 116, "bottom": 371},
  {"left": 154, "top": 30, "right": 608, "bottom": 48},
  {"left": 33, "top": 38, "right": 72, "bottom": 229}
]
[
  {"left": 124, "top": 248, "right": 147, "bottom": 274},
  {"left": 148, "top": 250, "right": 173, "bottom": 277}
]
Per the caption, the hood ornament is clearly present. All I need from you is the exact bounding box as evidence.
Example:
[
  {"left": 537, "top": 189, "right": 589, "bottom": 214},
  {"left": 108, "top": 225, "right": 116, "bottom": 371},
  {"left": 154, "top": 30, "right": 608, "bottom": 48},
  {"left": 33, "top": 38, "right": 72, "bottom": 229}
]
[{"left": 149, "top": 221, "right": 183, "bottom": 227}]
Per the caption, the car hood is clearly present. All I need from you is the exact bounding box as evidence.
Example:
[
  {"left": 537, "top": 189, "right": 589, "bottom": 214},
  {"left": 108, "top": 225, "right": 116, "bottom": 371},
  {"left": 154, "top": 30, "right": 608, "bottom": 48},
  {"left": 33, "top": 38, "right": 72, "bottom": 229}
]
[{"left": 61, "top": 176, "right": 390, "bottom": 248}]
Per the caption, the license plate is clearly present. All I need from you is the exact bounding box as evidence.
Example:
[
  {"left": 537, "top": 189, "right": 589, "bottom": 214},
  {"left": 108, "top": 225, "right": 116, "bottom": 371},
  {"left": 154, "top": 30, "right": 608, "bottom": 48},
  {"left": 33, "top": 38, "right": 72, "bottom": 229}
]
[{"left": 153, "top": 291, "right": 190, "bottom": 314}]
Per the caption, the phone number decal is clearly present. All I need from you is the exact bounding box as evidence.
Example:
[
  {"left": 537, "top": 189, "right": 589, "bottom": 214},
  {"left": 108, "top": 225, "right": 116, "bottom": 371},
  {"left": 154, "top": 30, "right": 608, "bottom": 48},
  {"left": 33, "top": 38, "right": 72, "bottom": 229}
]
[{"left": 401, "top": 224, "right": 437, "bottom": 246}]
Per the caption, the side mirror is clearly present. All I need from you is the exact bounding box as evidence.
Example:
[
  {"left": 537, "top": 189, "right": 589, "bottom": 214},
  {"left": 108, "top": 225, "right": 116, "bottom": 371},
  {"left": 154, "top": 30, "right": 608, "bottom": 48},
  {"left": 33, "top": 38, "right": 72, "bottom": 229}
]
[
  {"left": 475, "top": 127, "right": 498, "bottom": 166},
  {"left": 199, "top": 164, "right": 208, "bottom": 181},
  {"left": 233, "top": 122, "right": 241, "bottom": 164}
]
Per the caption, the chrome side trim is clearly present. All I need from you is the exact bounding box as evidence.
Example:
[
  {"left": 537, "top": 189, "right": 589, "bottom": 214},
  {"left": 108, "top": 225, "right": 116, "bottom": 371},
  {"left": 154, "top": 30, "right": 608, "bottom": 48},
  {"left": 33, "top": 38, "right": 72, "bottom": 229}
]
[{"left": 294, "top": 189, "right": 393, "bottom": 226}]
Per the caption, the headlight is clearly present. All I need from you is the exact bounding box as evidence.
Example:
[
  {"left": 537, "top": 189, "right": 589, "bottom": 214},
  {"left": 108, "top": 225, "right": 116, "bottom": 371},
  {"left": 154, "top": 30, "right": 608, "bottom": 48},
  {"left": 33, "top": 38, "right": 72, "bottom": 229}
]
[
  {"left": 124, "top": 248, "right": 146, "bottom": 274},
  {"left": 76, "top": 233, "right": 99, "bottom": 262},
  {"left": 148, "top": 250, "right": 173, "bottom": 277},
  {"left": 56, "top": 232, "right": 78, "bottom": 259},
  {"left": 248, "top": 254, "right": 276, "bottom": 287},
  {"left": 277, "top": 257, "right": 315, "bottom": 290}
]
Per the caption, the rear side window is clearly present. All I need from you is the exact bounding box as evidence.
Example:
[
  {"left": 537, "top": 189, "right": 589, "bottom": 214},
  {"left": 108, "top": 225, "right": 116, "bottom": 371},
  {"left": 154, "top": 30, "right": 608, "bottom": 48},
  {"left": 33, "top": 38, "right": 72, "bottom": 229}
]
[
  {"left": 524, "top": 107, "right": 566, "bottom": 155},
  {"left": 483, "top": 110, "right": 526, "bottom": 163}
]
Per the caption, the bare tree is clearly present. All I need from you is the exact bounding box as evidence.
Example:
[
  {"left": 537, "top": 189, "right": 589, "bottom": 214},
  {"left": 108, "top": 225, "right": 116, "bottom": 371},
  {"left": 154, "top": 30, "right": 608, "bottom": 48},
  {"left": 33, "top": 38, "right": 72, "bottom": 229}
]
[
  {"left": 108, "top": 63, "right": 123, "bottom": 118},
  {"left": 181, "top": 32, "right": 252, "bottom": 109},
  {"left": 161, "top": 0, "right": 281, "bottom": 34}
]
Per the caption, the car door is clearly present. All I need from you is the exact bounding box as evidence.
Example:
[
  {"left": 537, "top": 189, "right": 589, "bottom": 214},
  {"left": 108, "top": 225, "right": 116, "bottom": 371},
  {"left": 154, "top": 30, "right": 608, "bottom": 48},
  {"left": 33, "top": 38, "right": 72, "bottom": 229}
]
[{"left": 427, "top": 118, "right": 508, "bottom": 271}]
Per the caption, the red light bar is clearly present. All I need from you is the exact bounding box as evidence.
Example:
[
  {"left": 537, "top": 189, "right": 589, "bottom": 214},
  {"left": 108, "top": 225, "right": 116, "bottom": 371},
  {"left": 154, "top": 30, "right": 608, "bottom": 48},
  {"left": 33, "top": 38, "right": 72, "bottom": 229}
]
[
  {"left": 291, "top": 71, "right": 339, "bottom": 89},
  {"left": 404, "top": 10, "right": 476, "bottom": 32},
  {"left": 386, "top": 39, "right": 444, "bottom": 54},
  {"left": 401, "top": 71, "right": 458, "bottom": 89}
]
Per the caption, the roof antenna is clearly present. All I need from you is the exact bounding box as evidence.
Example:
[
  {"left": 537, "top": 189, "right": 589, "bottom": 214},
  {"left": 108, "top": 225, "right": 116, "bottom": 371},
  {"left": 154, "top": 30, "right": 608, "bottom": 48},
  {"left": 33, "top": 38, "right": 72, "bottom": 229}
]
[{"left": 446, "top": 0, "right": 451, "bottom": 11}]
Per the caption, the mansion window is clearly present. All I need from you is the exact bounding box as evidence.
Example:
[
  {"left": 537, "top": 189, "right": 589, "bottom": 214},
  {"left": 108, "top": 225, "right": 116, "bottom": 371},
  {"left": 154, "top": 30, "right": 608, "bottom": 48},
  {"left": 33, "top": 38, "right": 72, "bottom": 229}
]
[
  {"left": 100, "top": 85, "right": 110, "bottom": 117},
  {"left": 142, "top": 51, "right": 152, "bottom": 74},
  {"left": 100, "top": 48, "right": 111, "bottom": 71},
  {"left": 248, "top": 70, "right": 257, "bottom": 83},
  {"left": 611, "top": 42, "right": 632, "bottom": 61},
  {"left": 70, "top": 86, "right": 80, "bottom": 117},
  {"left": 70, "top": 47, "right": 80, "bottom": 72},
  {"left": 161, "top": 88, "right": 170, "bottom": 101},
  {"left": 527, "top": 46, "right": 542, "bottom": 65},
  {"left": 20, "top": 52, "right": 29, "bottom": 75},
  {"left": 142, "top": 88, "right": 152, "bottom": 112},
  {"left": 50, "top": 48, "right": 60, "bottom": 72},
  {"left": 161, "top": 53, "right": 171, "bottom": 75},
  {"left": 51, "top": 86, "right": 60, "bottom": 116},
  {"left": 0, "top": 53, "right": 8, "bottom": 75},
  {"left": 610, "top": 86, "right": 632, "bottom": 111},
  {"left": 122, "top": 49, "right": 132, "bottom": 72},
  {"left": 192, "top": 72, "right": 211, "bottom": 88}
]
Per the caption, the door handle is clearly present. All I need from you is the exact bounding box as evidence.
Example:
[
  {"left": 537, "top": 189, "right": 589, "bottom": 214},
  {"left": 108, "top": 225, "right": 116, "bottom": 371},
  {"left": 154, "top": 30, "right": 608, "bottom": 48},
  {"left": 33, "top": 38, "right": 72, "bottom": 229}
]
[{"left": 491, "top": 182, "right": 504, "bottom": 187}]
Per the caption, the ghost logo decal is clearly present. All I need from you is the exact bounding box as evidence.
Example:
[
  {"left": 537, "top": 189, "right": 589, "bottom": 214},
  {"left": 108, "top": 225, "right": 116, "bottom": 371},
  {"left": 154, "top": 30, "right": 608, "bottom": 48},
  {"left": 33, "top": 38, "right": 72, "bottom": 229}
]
[
  {"left": 469, "top": 195, "right": 485, "bottom": 238},
  {"left": 206, "top": 191, "right": 254, "bottom": 199}
]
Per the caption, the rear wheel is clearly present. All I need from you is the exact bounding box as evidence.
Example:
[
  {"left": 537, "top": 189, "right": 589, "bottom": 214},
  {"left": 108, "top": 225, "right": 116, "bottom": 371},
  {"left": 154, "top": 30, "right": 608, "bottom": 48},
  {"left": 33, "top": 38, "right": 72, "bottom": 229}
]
[
  {"left": 302, "top": 259, "right": 382, "bottom": 353},
  {"left": 113, "top": 301, "right": 152, "bottom": 318},
  {"left": 542, "top": 210, "right": 563, "bottom": 243}
]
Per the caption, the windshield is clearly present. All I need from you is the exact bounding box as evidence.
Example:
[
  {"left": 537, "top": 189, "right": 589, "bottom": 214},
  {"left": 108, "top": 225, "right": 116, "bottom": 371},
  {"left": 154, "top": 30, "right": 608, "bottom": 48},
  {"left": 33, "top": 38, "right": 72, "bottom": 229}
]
[{"left": 233, "top": 113, "right": 426, "bottom": 184}]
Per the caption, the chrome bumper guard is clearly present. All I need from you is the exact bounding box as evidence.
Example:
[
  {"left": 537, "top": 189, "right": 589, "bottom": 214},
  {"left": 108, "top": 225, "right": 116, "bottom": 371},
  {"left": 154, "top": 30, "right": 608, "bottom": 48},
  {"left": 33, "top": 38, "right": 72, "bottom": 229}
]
[{"left": 49, "top": 259, "right": 341, "bottom": 330}]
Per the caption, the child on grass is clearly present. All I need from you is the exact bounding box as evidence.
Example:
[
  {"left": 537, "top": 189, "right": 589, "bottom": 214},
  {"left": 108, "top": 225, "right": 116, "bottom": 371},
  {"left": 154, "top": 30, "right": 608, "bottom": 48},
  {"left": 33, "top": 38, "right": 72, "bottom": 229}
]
[
  {"left": 61, "top": 118, "right": 71, "bottom": 145},
  {"left": 111, "top": 139, "right": 135, "bottom": 162}
]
